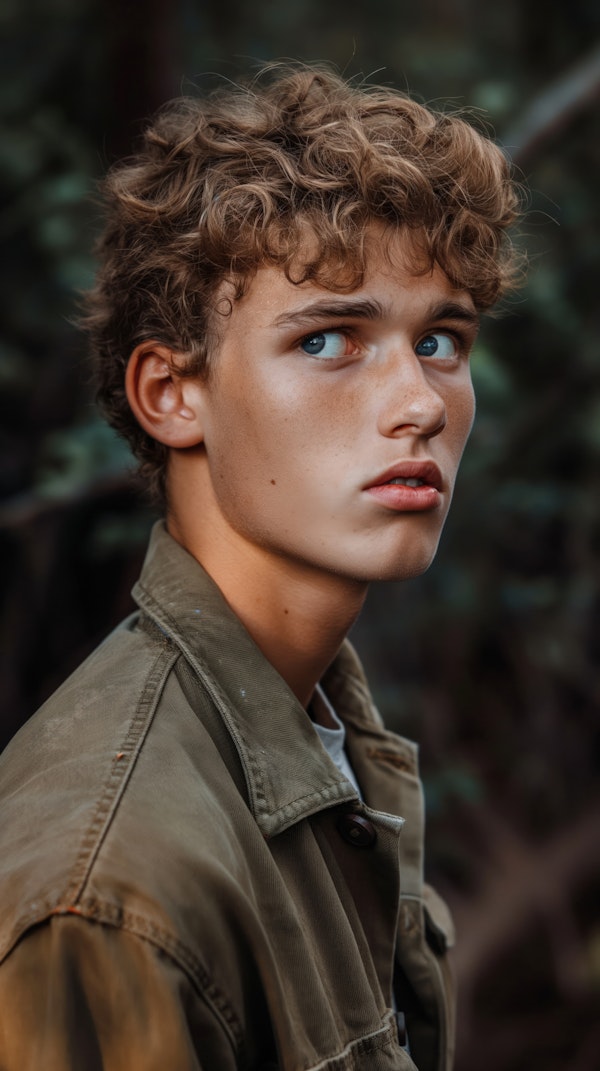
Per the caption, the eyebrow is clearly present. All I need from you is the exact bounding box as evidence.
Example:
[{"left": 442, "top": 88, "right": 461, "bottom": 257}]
[
  {"left": 272, "top": 298, "right": 385, "bottom": 330},
  {"left": 271, "top": 296, "right": 480, "bottom": 331},
  {"left": 427, "top": 301, "right": 480, "bottom": 329}
]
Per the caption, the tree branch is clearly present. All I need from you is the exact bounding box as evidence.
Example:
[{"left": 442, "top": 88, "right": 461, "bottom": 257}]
[{"left": 503, "top": 43, "right": 600, "bottom": 167}]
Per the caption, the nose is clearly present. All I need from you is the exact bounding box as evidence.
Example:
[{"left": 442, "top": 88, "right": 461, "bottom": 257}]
[{"left": 376, "top": 349, "right": 447, "bottom": 439}]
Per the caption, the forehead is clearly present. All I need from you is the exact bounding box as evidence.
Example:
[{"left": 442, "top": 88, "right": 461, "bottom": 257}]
[{"left": 221, "top": 227, "right": 476, "bottom": 335}]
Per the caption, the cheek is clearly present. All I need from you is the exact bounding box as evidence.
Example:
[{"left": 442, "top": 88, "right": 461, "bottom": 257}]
[
  {"left": 450, "top": 379, "right": 476, "bottom": 447},
  {"left": 223, "top": 371, "right": 344, "bottom": 465},
  {"left": 206, "top": 357, "right": 382, "bottom": 506},
  {"left": 206, "top": 377, "right": 311, "bottom": 501}
]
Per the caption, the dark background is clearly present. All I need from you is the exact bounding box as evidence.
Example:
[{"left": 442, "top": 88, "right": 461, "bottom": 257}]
[{"left": 1, "top": 2, "right": 599, "bottom": 1067}]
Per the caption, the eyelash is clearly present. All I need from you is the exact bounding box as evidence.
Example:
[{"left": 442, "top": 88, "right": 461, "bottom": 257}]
[
  {"left": 425, "top": 330, "right": 469, "bottom": 358},
  {"left": 297, "top": 326, "right": 362, "bottom": 359},
  {"left": 296, "top": 325, "right": 470, "bottom": 362},
  {"left": 443, "top": 331, "right": 473, "bottom": 360}
]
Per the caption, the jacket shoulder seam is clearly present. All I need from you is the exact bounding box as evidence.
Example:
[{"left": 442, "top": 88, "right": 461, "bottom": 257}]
[{"left": 1, "top": 901, "right": 245, "bottom": 1061}]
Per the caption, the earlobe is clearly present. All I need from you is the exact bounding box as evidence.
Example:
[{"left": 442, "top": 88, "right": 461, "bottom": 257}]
[{"left": 125, "top": 342, "right": 204, "bottom": 448}]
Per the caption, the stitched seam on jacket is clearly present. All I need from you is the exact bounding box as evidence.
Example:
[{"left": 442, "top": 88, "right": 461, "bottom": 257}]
[
  {"left": 8, "top": 902, "right": 245, "bottom": 1062},
  {"left": 64, "top": 644, "right": 179, "bottom": 904},
  {"left": 304, "top": 1014, "right": 401, "bottom": 1071},
  {"left": 135, "top": 588, "right": 263, "bottom": 808}
]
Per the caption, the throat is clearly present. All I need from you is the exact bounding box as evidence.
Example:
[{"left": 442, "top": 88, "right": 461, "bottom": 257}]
[
  {"left": 237, "top": 579, "right": 365, "bottom": 708},
  {"left": 166, "top": 504, "right": 367, "bottom": 706},
  {"left": 212, "top": 557, "right": 365, "bottom": 705}
]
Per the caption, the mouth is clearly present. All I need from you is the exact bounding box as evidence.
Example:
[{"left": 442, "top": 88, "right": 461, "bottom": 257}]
[
  {"left": 386, "top": 476, "right": 427, "bottom": 488},
  {"left": 363, "top": 460, "right": 444, "bottom": 513},
  {"left": 365, "top": 460, "right": 443, "bottom": 492}
]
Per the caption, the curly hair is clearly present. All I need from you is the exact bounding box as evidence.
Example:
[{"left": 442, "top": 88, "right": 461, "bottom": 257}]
[{"left": 83, "top": 63, "right": 522, "bottom": 500}]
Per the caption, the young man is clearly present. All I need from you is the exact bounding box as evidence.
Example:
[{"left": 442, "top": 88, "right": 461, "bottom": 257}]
[{"left": 0, "top": 66, "right": 519, "bottom": 1070}]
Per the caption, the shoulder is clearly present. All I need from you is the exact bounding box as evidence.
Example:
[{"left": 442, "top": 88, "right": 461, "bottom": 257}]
[
  {"left": 0, "top": 613, "right": 256, "bottom": 970},
  {"left": 0, "top": 907, "right": 245, "bottom": 1070}
]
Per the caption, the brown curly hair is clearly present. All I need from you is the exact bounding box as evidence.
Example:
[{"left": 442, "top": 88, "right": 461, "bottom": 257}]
[{"left": 83, "top": 63, "right": 522, "bottom": 500}]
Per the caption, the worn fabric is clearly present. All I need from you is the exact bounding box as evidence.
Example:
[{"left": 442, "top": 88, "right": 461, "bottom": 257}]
[{"left": 0, "top": 521, "right": 455, "bottom": 1071}]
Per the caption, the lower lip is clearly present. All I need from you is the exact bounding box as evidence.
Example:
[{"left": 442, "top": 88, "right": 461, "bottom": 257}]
[{"left": 366, "top": 484, "right": 441, "bottom": 511}]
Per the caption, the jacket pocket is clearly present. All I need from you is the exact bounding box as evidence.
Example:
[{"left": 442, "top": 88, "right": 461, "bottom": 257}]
[{"left": 423, "top": 883, "right": 455, "bottom": 955}]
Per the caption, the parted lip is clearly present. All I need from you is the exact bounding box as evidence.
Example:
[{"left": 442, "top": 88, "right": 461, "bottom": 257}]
[{"left": 364, "top": 459, "right": 444, "bottom": 492}]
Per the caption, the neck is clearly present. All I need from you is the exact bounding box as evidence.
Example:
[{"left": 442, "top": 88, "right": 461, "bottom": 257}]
[{"left": 167, "top": 511, "right": 368, "bottom": 709}]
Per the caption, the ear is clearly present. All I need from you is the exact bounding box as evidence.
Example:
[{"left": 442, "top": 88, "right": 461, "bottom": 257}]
[{"left": 125, "top": 342, "right": 204, "bottom": 448}]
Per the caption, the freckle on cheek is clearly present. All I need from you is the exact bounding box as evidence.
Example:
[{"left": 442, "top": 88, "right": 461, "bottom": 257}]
[{"left": 270, "top": 479, "right": 276, "bottom": 485}]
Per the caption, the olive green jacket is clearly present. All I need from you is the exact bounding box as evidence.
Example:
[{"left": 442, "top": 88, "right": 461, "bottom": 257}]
[{"left": 0, "top": 522, "right": 455, "bottom": 1070}]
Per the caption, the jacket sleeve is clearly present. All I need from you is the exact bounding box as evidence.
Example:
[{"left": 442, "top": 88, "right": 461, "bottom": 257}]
[{"left": 0, "top": 914, "right": 239, "bottom": 1071}]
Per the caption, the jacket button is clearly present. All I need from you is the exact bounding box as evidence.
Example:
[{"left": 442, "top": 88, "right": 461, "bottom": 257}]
[{"left": 337, "top": 813, "right": 377, "bottom": 848}]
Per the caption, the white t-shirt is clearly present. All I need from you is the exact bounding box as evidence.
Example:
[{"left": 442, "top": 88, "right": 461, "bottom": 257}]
[{"left": 310, "top": 684, "right": 362, "bottom": 798}]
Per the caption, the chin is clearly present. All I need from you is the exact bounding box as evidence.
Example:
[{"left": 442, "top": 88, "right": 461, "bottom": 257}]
[
  {"left": 364, "top": 539, "right": 442, "bottom": 583},
  {"left": 333, "top": 544, "right": 440, "bottom": 585},
  {"left": 373, "top": 558, "right": 436, "bottom": 583},
  {"left": 356, "top": 514, "right": 449, "bottom": 583}
]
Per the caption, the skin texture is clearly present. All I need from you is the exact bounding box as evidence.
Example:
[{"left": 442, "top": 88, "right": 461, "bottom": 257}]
[{"left": 126, "top": 230, "right": 478, "bottom": 707}]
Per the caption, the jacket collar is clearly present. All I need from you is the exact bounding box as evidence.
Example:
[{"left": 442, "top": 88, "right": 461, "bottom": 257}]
[{"left": 132, "top": 522, "right": 372, "bottom": 838}]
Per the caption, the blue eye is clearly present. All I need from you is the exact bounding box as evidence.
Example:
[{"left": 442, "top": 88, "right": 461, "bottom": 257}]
[
  {"left": 415, "top": 333, "right": 457, "bottom": 360},
  {"left": 300, "top": 331, "right": 349, "bottom": 359}
]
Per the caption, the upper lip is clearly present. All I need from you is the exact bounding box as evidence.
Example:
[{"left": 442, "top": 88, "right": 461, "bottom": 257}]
[{"left": 364, "top": 459, "right": 444, "bottom": 491}]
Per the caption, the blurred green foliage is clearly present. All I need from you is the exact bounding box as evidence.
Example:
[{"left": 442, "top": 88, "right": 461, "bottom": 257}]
[{"left": 1, "top": 2, "right": 599, "bottom": 1068}]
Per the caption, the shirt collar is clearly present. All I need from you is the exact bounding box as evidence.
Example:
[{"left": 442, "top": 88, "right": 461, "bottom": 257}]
[{"left": 132, "top": 521, "right": 366, "bottom": 837}]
